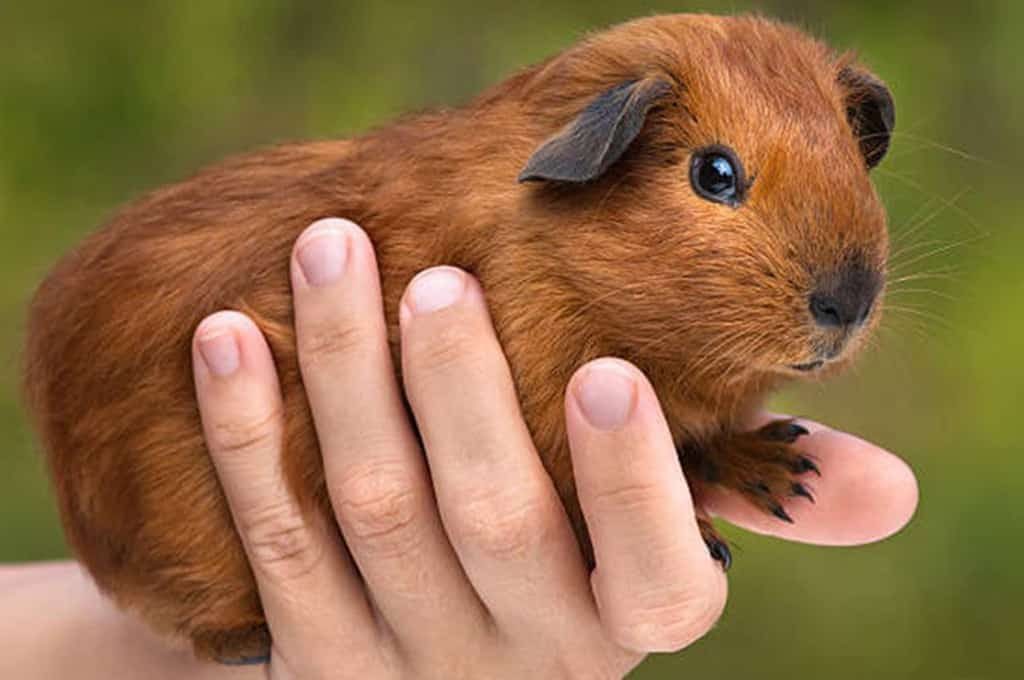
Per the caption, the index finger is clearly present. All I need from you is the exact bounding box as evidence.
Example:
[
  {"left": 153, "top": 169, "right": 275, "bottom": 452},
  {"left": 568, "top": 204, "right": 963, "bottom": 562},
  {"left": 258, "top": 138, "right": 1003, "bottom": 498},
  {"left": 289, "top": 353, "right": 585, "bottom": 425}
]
[{"left": 703, "top": 412, "right": 918, "bottom": 545}]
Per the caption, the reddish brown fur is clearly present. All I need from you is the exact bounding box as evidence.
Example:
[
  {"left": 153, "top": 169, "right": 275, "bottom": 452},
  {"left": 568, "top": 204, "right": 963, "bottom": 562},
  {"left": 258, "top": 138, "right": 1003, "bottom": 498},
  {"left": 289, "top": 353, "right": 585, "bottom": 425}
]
[{"left": 22, "top": 14, "right": 890, "bottom": 659}]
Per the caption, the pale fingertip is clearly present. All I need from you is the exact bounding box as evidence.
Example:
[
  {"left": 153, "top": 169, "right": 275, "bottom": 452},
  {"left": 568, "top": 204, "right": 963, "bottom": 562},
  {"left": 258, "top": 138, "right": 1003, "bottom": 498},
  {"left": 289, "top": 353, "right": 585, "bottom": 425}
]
[
  {"left": 296, "top": 229, "right": 349, "bottom": 288},
  {"left": 194, "top": 311, "right": 261, "bottom": 378},
  {"left": 292, "top": 218, "right": 373, "bottom": 289},
  {"left": 793, "top": 427, "right": 919, "bottom": 544},
  {"left": 294, "top": 217, "right": 364, "bottom": 254},
  {"left": 400, "top": 266, "right": 468, "bottom": 321},
  {"left": 570, "top": 358, "right": 638, "bottom": 432},
  {"left": 867, "top": 446, "right": 919, "bottom": 542},
  {"left": 196, "top": 324, "right": 239, "bottom": 377},
  {"left": 194, "top": 310, "right": 260, "bottom": 342}
]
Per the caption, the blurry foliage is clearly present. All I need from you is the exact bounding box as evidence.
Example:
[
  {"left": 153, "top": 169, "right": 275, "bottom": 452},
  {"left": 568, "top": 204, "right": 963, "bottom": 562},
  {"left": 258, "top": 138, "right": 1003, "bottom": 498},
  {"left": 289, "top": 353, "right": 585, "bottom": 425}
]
[{"left": 1, "top": 1, "right": 1021, "bottom": 677}]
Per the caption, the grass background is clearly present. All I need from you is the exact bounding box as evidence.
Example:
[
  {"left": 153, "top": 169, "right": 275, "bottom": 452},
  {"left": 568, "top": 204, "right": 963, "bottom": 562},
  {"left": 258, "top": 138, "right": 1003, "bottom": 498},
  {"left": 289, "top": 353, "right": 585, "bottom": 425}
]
[{"left": 2, "top": 1, "right": 1021, "bottom": 677}]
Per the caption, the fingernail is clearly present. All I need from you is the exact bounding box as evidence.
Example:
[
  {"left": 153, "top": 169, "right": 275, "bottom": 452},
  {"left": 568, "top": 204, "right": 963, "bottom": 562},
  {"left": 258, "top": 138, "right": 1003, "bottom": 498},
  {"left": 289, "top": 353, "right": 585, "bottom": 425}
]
[
  {"left": 574, "top": 360, "right": 637, "bottom": 431},
  {"left": 198, "top": 329, "right": 240, "bottom": 377},
  {"left": 297, "top": 221, "right": 349, "bottom": 287},
  {"left": 405, "top": 267, "right": 466, "bottom": 316}
]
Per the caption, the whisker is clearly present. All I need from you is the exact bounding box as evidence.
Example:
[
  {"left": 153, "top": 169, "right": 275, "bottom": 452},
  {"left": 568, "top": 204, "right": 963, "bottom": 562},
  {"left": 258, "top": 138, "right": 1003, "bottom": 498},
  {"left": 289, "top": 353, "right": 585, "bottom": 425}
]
[
  {"left": 879, "top": 314, "right": 935, "bottom": 342},
  {"left": 888, "top": 131, "right": 1001, "bottom": 167},
  {"left": 888, "top": 234, "right": 986, "bottom": 276},
  {"left": 887, "top": 187, "right": 972, "bottom": 256},
  {"left": 884, "top": 304, "right": 955, "bottom": 331},
  {"left": 887, "top": 269, "right": 962, "bottom": 285},
  {"left": 888, "top": 196, "right": 942, "bottom": 248},
  {"left": 889, "top": 238, "right": 959, "bottom": 263},
  {"left": 877, "top": 169, "right": 987, "bottom": 236},
  {"left": 884, "top": 288, "right": 959, "bottom": 302}
]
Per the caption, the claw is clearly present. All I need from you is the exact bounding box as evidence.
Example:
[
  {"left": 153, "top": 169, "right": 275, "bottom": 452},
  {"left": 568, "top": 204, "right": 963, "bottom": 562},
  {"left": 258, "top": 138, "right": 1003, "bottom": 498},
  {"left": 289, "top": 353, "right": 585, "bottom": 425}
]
[
  {"left": 770, "top": 503, "right": 794, "bottom": 523},
  {"left": 760, "top": 420, "right": 810, "bottom": 443},
  {"left": 791, "top": 482, "right": 815, "bottom": 503},
  {"left": 795, "top": 456, "right": 821, "bottom": 476},
  {"left": 783, "top": 422, "right": 810, "bottom": 441},
  {"left": 705, "top": 537, "right": 733, "bottom": 571}
]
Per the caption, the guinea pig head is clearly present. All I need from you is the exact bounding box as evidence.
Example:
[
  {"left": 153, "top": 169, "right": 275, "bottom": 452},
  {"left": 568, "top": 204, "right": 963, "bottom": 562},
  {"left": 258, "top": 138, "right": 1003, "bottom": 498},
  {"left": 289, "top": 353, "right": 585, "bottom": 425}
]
[{"left": 516, "top": 15, "right": 893, "bottom": 401}]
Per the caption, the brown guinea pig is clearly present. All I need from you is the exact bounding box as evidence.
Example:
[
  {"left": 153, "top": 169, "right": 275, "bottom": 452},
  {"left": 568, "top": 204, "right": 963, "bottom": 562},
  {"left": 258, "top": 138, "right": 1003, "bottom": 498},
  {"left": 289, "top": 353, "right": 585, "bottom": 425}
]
[{"left": 22, "top": 13, "right": 893, "bottom": 661}]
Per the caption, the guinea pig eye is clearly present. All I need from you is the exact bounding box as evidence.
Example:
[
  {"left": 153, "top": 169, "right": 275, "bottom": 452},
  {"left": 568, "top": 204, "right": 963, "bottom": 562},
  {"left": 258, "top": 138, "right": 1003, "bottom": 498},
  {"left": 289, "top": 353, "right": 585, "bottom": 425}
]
[{"left": 690, "top": 146, "right": 746, "bottom": 207}]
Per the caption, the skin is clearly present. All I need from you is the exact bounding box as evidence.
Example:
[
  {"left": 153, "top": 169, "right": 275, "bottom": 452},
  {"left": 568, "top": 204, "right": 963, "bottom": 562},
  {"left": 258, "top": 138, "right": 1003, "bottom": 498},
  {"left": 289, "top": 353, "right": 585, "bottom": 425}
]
[{"left": 1, "top": 219, "right": 918, "bottom": 679}]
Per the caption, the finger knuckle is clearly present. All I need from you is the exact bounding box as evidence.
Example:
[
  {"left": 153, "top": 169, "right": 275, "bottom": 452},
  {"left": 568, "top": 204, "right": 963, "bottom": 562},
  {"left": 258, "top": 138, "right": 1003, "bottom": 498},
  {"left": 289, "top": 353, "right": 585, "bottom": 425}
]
[
  {"left": 448, "top": 489, "right": 550, "bottom": 561},
  {"left": 299, "top": 322, "right": 373, "bottom": 369},
  {"left": 242, "top": 501, "right": 323, "bottom": 581},
  {"left": 589, "top": 480, "right": 663, "bottom": 518},
  {"left": 607, "top": 582, "right": 724, "bottom": 652},
  {"left": 334, "top": 463, "right": 422, "bottom": 557},
  {"left": 208, "top": 407, "right": 282, "bottom": 456},
  {"left": 406, "top": 323, "right": 496, "bottom": 378}
]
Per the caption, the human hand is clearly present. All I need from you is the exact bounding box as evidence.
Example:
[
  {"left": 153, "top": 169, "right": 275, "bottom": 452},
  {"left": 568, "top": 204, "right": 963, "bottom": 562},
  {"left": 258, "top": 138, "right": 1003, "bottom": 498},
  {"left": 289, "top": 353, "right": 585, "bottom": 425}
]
[{"left": 192, "top": 218, "right": 917, "bottom": 678}]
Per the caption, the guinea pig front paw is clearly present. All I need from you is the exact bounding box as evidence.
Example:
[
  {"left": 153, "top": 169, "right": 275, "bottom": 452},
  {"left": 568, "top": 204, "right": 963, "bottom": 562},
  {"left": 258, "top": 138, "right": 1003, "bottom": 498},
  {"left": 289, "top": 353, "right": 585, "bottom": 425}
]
[{"left": 682, "top": 419, "right": 820, "bottom": 534}]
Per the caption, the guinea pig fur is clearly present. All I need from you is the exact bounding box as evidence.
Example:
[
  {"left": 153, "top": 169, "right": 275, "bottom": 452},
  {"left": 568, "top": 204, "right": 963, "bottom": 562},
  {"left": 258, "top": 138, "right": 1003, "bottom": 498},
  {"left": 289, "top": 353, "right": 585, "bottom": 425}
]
[{"left": 22, "top": 13, "right": 894, "bottom": 660}]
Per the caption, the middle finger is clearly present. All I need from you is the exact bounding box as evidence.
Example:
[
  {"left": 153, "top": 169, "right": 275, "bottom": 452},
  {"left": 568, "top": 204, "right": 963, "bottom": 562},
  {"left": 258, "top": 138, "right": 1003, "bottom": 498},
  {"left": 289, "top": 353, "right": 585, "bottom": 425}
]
[
  {"left": 291, "top": 219, "right": 487, "bottom": 651},
  {"left": 399, "top": 266, "right": 594, "bottom": 636}
]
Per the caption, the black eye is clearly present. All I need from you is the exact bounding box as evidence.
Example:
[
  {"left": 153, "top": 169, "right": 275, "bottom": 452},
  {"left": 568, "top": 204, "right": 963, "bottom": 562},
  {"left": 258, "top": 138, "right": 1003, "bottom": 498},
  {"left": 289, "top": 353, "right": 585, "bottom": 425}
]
[{"left": 690, "top": 146, "right": 746, "bottom": 206}]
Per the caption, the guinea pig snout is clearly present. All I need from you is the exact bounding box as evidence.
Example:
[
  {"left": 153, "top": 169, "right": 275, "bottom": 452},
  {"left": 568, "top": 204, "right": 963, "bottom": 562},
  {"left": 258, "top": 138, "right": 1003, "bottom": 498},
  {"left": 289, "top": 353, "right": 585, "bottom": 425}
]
[{"left": 808, "top": 262, "right": 883, "bottom": 331}]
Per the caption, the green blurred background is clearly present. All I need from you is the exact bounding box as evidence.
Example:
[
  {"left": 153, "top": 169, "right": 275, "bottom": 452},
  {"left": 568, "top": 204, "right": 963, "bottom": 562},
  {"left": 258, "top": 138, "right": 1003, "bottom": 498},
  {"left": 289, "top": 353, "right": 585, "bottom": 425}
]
[{"left": 1, "top": 1, "right": 1020, "bottom": 677}]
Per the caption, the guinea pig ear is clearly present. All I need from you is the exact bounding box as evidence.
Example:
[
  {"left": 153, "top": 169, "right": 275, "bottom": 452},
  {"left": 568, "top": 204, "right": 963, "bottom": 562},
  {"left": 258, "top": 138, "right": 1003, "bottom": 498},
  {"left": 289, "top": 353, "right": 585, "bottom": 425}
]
[
  {"left": 518, "top": 76, "right": 672, "bottom": 183},
  {"left": 838, "top": 66, "right": 895, "bottom": 169}
]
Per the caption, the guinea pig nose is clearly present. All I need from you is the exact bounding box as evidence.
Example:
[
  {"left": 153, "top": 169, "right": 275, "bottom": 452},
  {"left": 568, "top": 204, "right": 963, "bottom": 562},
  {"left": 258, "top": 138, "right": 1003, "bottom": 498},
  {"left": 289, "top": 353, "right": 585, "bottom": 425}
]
[{"left": 809, "top": 263, "right": 883, "bottom": 329}]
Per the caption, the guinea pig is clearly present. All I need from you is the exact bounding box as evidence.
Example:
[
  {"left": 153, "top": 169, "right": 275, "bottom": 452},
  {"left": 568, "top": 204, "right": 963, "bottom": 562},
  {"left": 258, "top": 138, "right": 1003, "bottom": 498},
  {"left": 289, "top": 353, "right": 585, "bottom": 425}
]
[{"left": 22, "top": 13, "right": 894, "bottom": 661}]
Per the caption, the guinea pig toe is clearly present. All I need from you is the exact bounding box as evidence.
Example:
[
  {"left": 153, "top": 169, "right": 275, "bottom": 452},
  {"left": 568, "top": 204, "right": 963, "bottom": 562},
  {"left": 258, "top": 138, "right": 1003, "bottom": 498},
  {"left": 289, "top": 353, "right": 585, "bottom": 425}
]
[
  {"left": 769, "top": 502, "right": 795, "bottom": 524},
  {"left": 790, "top": 482, "right": 816, "bottom": 503},
  {"left": 793, "top": 455, "right": 822, "bottom": 477},
  {"left": 707, "top": 538, "right": 733, "bottom": 571},
  {"left": 757, "top": 419, "right": 810, "bottom": 443},
  {"left": 697, "top": 517, "right": 733, "bottom": 571}
]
